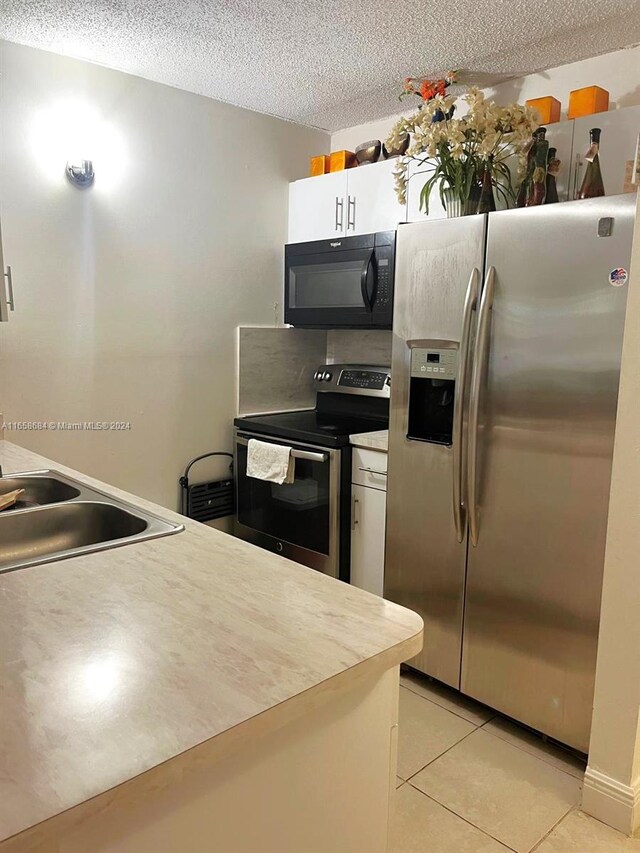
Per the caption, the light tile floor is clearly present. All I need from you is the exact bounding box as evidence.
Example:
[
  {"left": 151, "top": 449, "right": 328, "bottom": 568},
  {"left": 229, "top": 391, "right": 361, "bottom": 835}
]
[{"left": 393, "top": 670, "right": 640, "bottom": 853}]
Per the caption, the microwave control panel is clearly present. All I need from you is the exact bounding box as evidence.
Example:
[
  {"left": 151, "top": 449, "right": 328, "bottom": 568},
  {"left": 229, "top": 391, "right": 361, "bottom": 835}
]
[
  {"left": 375, "top": 256, "right": 392, "bottom": 309},
  {"left": 410, "top": 347, "right": 458, "bottom": 380}
]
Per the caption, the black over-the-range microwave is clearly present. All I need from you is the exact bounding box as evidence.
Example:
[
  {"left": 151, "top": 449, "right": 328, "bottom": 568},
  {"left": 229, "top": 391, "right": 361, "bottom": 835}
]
[{"left": 284, "top": 231, "right": 396, "bottom": 328}]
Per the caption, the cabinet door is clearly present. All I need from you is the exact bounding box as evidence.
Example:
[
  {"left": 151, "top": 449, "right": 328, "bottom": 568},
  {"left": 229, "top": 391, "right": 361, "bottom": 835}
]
[
  {"left": 287, "top": 172, "right": 348, "bottom": 243},
  {"left": 405, "top": 157, "right": 446, "bottom": 221},
  {"left": 345, "top": 159, "right": 406, "bottom": 235},
  {"left": 0, "top": 219, "right": 9, "bottom": 323},
  {"left": 496, "top": 120, "right": 576, "bottom": 208},
  {"left": 350, "top": 483, "right": 386, "bottom": 596},
  {"left": 569, "top": 106, "right": 640, "bottom": 199}
]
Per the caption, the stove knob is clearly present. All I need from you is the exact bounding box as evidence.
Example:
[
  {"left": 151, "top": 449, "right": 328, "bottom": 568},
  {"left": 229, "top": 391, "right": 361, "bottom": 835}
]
[
  {"left": 314, "top": 370, "right": 321, "bottom": 381},
  {"left": 323, "top": 371, "right": 333, "bottom": 382}
]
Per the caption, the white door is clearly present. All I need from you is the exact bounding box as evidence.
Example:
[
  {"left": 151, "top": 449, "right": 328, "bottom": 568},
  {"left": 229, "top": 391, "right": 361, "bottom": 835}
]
[
  {"left": 405, "top": 156, "right": 447, "bottom": 222},
  {"left": 345, "top": 159, "right": 406, "bottom": 235},
  {"left": 569, "top": 105, "right": 640, "bottom": 199},
  {"left": 350, "top": 483, "right": 387, "bottom": 596},
  {"left": 287, "top": 172, "right": 348, "bottom": 243}
]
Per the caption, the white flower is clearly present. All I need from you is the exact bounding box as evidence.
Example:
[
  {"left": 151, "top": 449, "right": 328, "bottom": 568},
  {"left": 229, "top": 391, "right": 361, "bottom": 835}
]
[{"left": 387, "top": 84, "right": 538, "bottom": 206}]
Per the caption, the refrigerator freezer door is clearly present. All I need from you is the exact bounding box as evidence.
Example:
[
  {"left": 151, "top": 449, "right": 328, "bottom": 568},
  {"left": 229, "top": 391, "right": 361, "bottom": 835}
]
[
  {"left": 462, "top": 194, "right": 634, "bottom": 751},
  {"left": 385, "top": 215, "right": 487, "bottom": 687}
]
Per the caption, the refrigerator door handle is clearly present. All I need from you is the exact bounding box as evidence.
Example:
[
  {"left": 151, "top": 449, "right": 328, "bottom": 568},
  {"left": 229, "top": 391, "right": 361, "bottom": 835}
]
[
  {"left": 452, "top": 267, "right": 480, "bottom": 542},
  {"left": 467, "top": 265, "right": 495, "bottom": 547}
]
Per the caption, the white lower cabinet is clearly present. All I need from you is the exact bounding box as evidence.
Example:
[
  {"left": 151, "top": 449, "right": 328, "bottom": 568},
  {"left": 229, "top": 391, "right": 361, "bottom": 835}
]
[{"left": 350, "top": 447, "right": 387, "bottom": 597}]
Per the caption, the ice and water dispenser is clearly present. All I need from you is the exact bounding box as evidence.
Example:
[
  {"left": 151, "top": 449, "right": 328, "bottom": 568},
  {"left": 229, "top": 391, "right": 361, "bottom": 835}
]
[{"left": 407, "top": 344, "right": 458, "bottom": 445}]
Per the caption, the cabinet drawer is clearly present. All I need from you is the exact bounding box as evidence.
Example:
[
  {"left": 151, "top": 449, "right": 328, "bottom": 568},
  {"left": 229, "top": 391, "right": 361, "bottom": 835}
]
[{"left": 352, "top": 447, "right": 388, "bottom": 491}]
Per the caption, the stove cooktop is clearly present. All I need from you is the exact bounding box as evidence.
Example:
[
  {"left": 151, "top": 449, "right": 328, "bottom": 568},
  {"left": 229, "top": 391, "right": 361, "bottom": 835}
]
[
  {"left": 234, "top": 409, "right": 387, "bottom": 448},
  {"left": 235, "top": 363, "right": 391, "bottom": 448}
]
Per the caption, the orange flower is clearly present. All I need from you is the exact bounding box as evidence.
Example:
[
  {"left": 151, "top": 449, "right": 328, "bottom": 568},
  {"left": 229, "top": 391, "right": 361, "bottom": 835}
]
[{"left": 421, "top": 81, "right": 436, "bottom": 100}]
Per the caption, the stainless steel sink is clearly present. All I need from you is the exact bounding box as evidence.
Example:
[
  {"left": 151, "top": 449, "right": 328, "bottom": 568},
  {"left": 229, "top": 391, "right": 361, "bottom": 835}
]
[
  {"left": 0, "top": 469, "right": 184, "bottom": 574},
  {"left": 0, "top": 474, "right": 81, "bottom": 509}
]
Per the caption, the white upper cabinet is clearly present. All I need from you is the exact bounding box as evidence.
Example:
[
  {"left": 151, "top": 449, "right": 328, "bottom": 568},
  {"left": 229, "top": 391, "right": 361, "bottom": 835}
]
[
  {"left": 344, "top": 159, "right": 406, "bottom": 235},
  {"left": 569, "top": 105, "right": 640, "bottom": 198},
  {"left": 495, "top": 120, "right": 576, "bottom": 209},
  {"left": 405, "top": 156, "right": 446, "bottom": 221},
  {"left": 288, "top": 106, "right": 640, "bottom": 242},
  {"left": 287, "top": 160, "right": 405, "bottom": 243},
  {"left": 544, "top": 121, "right": 576, "bottom": 203},
  {"left": 288, "top": 171, "right": 348, "bottom": 243}
]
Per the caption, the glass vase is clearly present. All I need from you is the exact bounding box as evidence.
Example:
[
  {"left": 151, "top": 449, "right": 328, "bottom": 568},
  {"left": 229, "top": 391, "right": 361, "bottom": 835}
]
[{"left": 443, "top": 186, "right": 481, "bottom": 218}]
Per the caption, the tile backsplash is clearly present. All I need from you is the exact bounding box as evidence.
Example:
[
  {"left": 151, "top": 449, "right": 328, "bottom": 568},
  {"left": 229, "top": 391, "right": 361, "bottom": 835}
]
[
  {"left": 326, "top": 330, "right": 393, "bottom": 366},
  {"left": 237, "top": 327, "right": 393, "bottom": 417},
  {"left": 237, "top": 327, "right": 327, "bottom": 415}
]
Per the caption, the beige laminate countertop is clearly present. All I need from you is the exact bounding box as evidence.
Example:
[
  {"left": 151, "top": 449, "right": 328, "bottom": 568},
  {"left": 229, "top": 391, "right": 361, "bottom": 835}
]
[
  {"left": 0, "top": 440, "right": 422, "bottom": 846},
  {"left": 350, "top": 430, "right": 389, "bottom": 453}
]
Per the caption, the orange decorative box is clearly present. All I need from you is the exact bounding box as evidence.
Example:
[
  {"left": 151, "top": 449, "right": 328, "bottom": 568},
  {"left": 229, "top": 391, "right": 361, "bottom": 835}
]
[
  {"left": 526, "top": 96, "right": 561, "bottom": 124},
  {"left": 568, "top": 86, "right": 609, "bottom": 119},
  {"left": 329, "top": 150, "right": 357, "bottom": 172},
  {"left": 310, "top": 154, "right": 331, "bottom": 177}
]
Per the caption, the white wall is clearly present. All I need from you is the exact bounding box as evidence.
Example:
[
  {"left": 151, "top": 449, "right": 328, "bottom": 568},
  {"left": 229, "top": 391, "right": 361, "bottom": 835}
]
[
  {"left": 330, "top": 46, "right": 640, "bottom": 151},
  {"left": 0, "top": 40, "right": 328, "bottom": 508},
  {"left": 582, "top": 192, "right": 640, "bottom": 835}
]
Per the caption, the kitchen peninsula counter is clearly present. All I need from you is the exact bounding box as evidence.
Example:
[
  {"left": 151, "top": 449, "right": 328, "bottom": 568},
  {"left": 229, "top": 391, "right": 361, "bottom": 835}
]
[{"left": 0, "top": 440, "right": 422, "bottom": 853}]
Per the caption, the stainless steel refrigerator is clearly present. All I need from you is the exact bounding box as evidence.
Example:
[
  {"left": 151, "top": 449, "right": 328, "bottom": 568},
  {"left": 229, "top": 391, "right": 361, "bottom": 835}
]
[{"left": 385, "top": 194, "right": 635, "bottom": 752}]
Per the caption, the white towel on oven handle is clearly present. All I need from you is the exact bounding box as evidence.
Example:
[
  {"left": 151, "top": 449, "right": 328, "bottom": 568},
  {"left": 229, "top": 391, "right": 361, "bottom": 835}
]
[{"left": 246, "top": 439, "right": 295, "bottom": 485}]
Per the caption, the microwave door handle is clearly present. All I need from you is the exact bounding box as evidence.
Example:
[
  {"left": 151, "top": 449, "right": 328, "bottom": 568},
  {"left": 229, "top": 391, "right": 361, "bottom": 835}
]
[{"left": 360, "top": 251, "right": 374, "bottom": 310}]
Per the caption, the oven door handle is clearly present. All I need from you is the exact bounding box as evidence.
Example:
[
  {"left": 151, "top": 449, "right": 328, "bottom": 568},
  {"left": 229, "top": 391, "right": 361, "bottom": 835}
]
[
  {"left": 236, "top": 436, "right": 328, "bottom": 463},
  {"left": 361, "top": 250, "right": 374, "bottom": 311}
]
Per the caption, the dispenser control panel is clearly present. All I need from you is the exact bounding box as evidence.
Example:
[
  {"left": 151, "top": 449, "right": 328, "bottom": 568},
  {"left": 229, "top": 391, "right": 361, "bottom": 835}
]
[{"left": 410, "top": 347, "right": 458, "bottom": 380}]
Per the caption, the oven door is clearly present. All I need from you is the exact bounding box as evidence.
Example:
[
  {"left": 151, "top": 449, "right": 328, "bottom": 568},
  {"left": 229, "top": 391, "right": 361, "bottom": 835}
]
[
  {"left": 234, "top": 431, "right": 341, "bottom": 577},
  {"left": 284, "top": 245, "right": 376, "bottom": 327}
]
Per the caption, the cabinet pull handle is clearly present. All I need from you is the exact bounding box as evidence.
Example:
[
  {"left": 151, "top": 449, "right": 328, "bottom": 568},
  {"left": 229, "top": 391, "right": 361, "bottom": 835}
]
[
  {"left": 573, "top": 153, "right": 582, "bottom": 200},
  {"left": 347, "top": 195, "right": 356, "bottom": 230},
  {"left": 5, "top": 267, "right": 14, "bottom": 311},
  {"left": 358, "top": 466, "right": 387, "bottom": 476},
  {"left": 352, "top": 494, "right": 360, "bottom": 529},
  {"left": 335, "top": 197, "right": 344, "bottom": 232}
]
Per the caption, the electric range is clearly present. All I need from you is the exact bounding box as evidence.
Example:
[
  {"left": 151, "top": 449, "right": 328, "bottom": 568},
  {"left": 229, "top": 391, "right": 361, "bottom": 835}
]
[{"left": 233, "top": 364, "right": 390, "bottom": 580}]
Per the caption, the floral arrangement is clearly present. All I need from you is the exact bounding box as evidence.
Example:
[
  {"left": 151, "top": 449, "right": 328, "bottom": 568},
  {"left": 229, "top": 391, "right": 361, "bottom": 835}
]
[
  {"left": 400, "top": 71, "right": 458, "bottom": 103},
  {"left": 387, "top": 86, "right": 540, "bottom": 214}
]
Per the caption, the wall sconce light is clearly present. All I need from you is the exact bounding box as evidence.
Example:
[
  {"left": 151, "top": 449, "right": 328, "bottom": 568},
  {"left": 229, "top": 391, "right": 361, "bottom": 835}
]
[{"left": 66, "top": 159, "right": 95, "bottom": 188}]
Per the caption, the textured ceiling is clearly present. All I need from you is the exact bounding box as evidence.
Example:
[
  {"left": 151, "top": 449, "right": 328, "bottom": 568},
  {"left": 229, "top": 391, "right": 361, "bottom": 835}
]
[{"left": 1, "top": 0, "right": 639, "bottom": 131}]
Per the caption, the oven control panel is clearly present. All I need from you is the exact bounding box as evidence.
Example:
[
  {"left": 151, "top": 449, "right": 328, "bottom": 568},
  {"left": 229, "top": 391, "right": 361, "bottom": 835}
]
[
  {"left": 313, "top": 364, "right": 391, "bottom": 397},
  {"left": 339, "top": 369, "right": 388, "bottom": 390}
]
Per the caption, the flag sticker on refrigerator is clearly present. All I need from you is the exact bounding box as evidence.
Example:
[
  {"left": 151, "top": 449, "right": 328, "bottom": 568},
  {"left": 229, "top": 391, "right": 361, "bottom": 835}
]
[{"left": 609, "top": 268, "right": 628, "bottom": 287}]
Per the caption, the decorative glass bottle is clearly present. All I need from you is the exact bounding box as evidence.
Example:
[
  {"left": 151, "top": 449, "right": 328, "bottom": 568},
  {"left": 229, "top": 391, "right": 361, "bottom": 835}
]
[
  {"left": 517, "top": 127, "right": 547, "bottom": 208},
  {"left": 544, "top": 147, "right": 560, "bottom": 204},
  {"left": 526, "top": 139, "right": 549, "bottom": 206},
  {"left": 477, "top": 156, "right": 496, "bottom": 213},
  {"left": 578, "top": 128, "right": 605, "bottom": 199}
]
